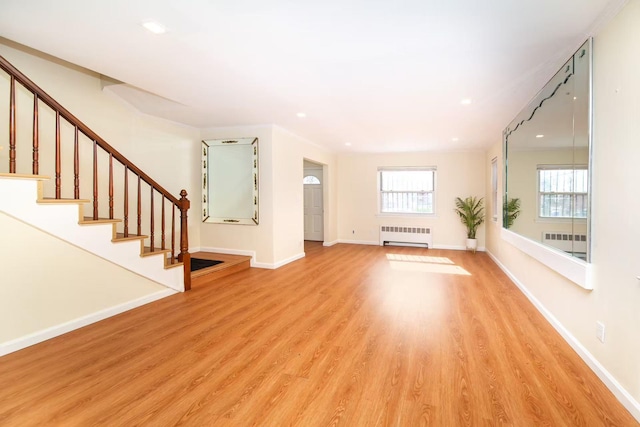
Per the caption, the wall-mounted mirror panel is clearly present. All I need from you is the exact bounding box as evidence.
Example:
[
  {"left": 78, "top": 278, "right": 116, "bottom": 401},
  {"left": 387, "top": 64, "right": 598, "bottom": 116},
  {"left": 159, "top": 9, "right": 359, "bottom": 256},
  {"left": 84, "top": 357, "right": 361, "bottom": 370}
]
[
  {"left": 202, "top": 137, "right": 259, "bottom": 225},
  {"left": 504, "top": 39, "right": 591, "bottom": 262}
]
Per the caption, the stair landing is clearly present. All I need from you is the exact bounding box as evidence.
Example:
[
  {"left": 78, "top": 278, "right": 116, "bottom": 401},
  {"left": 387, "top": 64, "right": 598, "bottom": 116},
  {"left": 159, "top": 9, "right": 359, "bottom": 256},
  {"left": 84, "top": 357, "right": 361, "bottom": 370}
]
[{"left": 191, "top": 252, "right": 251, "bottom": 287}]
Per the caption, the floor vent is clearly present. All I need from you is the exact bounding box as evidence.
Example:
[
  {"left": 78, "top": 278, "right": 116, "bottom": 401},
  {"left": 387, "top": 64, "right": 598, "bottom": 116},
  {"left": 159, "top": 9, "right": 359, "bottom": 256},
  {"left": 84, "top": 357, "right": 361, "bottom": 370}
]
[{"left": 380, "top": 226, "right": 432, "bottom": 248}]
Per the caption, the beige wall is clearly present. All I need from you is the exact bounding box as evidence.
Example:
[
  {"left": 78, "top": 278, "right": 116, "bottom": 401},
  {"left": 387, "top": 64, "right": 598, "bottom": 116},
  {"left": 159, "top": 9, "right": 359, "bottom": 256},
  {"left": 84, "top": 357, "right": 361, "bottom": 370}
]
[
  {"left": 487, "top": 0, "right": 640, "bottom": 407},
  {"left": 337, "top": 150, "right": 486, "bottom": 248},
  {"left": 0, "top": 39, "right": 202, "bottom": 249},
  {"left": 0, "top": 212, "right": 167, "bottom": 344}
]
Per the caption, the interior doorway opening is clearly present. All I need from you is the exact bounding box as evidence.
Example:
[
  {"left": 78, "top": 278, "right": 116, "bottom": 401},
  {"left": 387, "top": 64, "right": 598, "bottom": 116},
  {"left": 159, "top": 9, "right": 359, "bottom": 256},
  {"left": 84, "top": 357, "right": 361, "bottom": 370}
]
[{"left": 303, "top": 159, "right": 324, "bottom": 242}]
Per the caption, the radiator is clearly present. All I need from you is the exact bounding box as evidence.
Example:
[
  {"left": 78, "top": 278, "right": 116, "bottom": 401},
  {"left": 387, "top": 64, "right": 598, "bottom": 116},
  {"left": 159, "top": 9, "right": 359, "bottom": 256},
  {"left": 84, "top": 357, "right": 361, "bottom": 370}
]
[
  {"left": 542, "top": 232, "right": 587, "bottom": 253},
  {"left": 380, "top": 226, "right": 432, "bottom": 248}
]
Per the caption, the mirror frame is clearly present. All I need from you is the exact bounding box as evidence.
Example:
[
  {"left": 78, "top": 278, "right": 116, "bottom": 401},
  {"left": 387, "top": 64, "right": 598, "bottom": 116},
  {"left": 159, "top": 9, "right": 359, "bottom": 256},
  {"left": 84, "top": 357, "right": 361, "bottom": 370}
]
[{"left": 202, "top": 137, "right": 259, "bottom": 225}]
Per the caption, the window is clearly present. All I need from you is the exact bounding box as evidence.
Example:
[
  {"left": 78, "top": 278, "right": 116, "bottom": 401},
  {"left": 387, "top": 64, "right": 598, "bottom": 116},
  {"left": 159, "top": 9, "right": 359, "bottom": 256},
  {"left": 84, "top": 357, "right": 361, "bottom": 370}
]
[
  {"left": 303, "top": 175, "right": 321, "bottom": 184},
  {"left": 491, "top": 157, "right": 498, "bottom": 221},
  {"left": 379, "top": 167, "right": 435, "bottom": 214},
  {"left": 538, "top": 166, "right": 588, "bottom": 218}
]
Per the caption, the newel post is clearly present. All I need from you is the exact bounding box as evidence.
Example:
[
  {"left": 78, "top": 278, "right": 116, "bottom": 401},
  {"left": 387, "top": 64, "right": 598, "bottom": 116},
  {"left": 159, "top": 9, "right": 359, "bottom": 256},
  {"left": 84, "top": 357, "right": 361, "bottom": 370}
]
[{"left": 178, "top": 189, "right": 191, "bottom": 291}]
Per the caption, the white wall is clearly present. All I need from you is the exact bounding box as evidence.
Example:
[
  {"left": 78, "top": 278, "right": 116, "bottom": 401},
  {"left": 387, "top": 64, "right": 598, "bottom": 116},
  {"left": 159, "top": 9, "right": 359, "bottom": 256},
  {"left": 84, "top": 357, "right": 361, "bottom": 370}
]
[
  {"left": 0, "top": 38, "right": 202, "bottom": 249},
  {"left": 487, "top": 0, "right": 640, "bottom": 416},
  {"left": 0, "top": 212, "right": 170, "bottom": 350},
  {"left": 337, "top": 150, "right": 486, "bottom": 249},
  {"left": 199, "top": 125, "right": 337, "bottom": 267},
  {"left": 199, "top": 125, "right": 275, "bottom": 264},
  {"left": 272, "top": 126, "right": 337, "bottom": 261}
]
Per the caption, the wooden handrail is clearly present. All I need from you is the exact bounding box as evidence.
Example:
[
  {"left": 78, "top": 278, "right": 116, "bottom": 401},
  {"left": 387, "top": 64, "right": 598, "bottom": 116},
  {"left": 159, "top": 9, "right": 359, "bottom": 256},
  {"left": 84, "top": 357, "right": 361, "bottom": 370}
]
[
  {"left": 0, "top": 54, "right": 191, "bottom": 291},
  {"left": 0, "top": 55, "right": 181, "bottom": 206}
]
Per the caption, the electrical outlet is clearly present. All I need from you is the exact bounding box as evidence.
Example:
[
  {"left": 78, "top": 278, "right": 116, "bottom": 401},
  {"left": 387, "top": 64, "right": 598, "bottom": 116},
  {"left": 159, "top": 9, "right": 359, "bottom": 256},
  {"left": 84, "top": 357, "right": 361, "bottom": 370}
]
[{"left": 596, "top": 321, "right": 606, "bottom": 343}]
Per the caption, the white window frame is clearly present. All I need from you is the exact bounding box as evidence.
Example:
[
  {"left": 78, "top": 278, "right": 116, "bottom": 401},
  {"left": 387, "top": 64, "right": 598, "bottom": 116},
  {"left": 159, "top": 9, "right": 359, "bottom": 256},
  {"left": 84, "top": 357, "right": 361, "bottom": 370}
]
[
  {"left": 377, "top": 166, "right": 436, "bottom": 216},
  {"left": 537, "top": 165, "right": 588, "bottom": 220},
  {"left": 491, "top": 157, "right": 498, "bottom": 222}
]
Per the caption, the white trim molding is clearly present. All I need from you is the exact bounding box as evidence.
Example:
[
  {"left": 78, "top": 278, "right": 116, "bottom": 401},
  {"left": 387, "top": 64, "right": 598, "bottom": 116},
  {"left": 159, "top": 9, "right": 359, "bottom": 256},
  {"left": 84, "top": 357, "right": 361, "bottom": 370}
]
[
  {"left": 487, "top": 250, "right": 640, "bottom": 422},
  {"left": 322, "top": 240, "right": 339, "bottom": 247},
  {"left": 253, "top": 252, "right": 306, "bottom": 269},
  {"left": 338, "top": 239, "right": 380, "bottom": 246},
  {"left": 0, "top": 289, "right": 176, "bottom": 357},
  {"left": 501, "top": 228, "right": 591, "bottom": 289}
]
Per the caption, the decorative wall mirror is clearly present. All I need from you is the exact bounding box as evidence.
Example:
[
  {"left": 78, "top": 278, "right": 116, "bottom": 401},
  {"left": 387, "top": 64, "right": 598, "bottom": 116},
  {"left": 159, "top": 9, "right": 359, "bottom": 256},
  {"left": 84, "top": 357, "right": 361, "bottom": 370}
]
[
  {"left": 202, "top": 137, "right": 259, "bottom": 225},
  {"left": 504, "top": 39, "right": 591, "bottom": 262}
]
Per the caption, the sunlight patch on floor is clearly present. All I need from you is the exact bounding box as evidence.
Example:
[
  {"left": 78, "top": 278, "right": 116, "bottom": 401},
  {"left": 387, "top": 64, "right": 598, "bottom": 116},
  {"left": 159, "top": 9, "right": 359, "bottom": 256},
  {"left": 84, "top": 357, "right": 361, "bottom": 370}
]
[{"left": 386, "top": 254, "right": 471, "bottom": 275}]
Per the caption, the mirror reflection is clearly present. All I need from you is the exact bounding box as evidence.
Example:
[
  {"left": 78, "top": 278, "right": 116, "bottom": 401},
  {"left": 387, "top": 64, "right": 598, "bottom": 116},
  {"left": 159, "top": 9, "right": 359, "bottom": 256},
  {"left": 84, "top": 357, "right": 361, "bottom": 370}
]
[
  {"left": 504, "top": 39, "right": 591, "bottom": 261},
  {"left": 202, "top": 137, "right": 259, "bottom": 225}
]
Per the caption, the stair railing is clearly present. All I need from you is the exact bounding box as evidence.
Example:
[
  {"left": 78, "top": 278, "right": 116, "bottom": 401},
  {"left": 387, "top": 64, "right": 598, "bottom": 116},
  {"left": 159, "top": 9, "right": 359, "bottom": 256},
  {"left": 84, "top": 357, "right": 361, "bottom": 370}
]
[{"left": 0, "top": 55, "right": 191, "bottom": 290}]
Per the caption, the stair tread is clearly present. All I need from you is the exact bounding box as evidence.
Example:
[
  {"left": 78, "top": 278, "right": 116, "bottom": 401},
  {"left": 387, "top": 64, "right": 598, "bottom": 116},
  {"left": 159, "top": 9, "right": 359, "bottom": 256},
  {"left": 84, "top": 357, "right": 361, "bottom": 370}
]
[
  {"left": 80, "top": 216, "right": 122, "bottom": 224},
  {"left": 113, "top": 232, "right": 148, "bottom": 242},
  {"left": 165, "top": 261, "right": 183, "bottom": 270},
  {"left": 38, "top": 198, "right": 91, "bottom": 204},
  {"left": 0, "top": 173, "right": 50, "bottom": 180},
  {"left": 142, "top": 247, "right": 171, "bottom": 257}
]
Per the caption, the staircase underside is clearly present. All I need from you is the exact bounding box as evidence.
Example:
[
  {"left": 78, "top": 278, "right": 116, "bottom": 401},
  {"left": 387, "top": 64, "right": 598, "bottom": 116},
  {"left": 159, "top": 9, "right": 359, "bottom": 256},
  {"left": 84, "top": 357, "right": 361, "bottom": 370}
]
[{"left": 0, "top": 174, "right": 185, "bottom": 291}]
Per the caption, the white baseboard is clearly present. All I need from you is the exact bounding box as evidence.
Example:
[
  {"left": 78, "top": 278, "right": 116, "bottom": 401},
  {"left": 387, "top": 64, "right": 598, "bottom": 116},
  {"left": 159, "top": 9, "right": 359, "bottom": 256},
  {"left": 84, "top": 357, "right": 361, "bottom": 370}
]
[
  {"left": 253, "top": 252, "right": 306, "bottom": 269},
  {"left": 486, "top": 250, "right": 640, "bottom": 422},
  {"left": 323, "top": 240, "right": 339, "bottom": 247},
  {"left": 432, "top": 244, "right": 486, "bottom": 252},
  {"left": 275, "top": 252, "right": 305, "bottom": 269},
  {"left": 0, "top": 288, "right": 177, "bottom": 357},
  {"left": 199, "top": 247, "right": 304, "bottom": 270},
  {"left": 199, "top": 246, "right": 257, "bottom": 267},
  {"left": 337, "top": 239, "right": 379, "bottom": 246}
]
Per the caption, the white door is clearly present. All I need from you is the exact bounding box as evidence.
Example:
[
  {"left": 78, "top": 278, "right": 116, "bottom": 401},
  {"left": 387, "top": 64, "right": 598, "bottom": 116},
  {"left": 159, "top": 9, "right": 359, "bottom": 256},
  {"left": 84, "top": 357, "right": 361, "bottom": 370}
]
[{"left": 304, "top": 180, "right": 324, "bottom": 241}]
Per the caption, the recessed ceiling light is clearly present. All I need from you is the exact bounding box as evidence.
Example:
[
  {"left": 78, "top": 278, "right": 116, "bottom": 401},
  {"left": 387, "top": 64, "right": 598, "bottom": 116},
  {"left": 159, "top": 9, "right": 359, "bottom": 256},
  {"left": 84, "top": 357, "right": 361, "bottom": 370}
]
[
  {"left": 536, "top": 134, "right": 544, "bottom": 138},
  {"left": 460, "top": 98, "right": 472, "bottom": 105},
  {"left": 345, "top": 142, "right": 352, "bottom": 146},
  {"left": 452, "top": 137, "right": 459, "bottom": 142},
  {"left": 142, "top": 21, "right": 166, "bottom": 34},
  {"left": 296, "top": 112, "right": 306, "bottom": 118}
]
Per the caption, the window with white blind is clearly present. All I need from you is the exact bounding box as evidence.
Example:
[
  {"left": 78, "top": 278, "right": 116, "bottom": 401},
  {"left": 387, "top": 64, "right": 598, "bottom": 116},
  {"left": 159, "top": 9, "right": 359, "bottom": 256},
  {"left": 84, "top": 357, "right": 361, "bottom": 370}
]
[
  {"left": 378, "top": 167, "right": 436, "bottom": 214},
  {"left": 538, "top": 166, "right": 588, "bottom": 218}
]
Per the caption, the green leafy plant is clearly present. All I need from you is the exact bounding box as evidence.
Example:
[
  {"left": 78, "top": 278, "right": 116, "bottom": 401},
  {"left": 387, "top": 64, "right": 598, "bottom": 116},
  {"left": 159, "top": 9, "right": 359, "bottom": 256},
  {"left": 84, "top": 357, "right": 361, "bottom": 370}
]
[
  {"left": 454, "top": 196, "right": 485, "bottom": 239},
  {"left": 503, "top": 197, "right": 521, "bottom": 228}
]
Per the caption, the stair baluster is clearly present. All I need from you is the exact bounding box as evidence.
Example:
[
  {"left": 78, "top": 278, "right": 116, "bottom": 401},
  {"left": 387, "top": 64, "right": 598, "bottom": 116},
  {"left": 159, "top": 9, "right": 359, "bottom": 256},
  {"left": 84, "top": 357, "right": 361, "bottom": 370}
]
[
  {"left": 9, "top": 75, "right": 16, "bottom": 173},
  {"left": 33, "top": 95, "right": 39, "bottom": 175}
]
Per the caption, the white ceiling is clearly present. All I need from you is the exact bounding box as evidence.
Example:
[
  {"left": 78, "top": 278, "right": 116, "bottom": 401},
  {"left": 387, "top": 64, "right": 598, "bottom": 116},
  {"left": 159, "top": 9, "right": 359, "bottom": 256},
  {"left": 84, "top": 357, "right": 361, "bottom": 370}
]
[{"left": 0, "top": 0, "right": 626, "bottom": 153}]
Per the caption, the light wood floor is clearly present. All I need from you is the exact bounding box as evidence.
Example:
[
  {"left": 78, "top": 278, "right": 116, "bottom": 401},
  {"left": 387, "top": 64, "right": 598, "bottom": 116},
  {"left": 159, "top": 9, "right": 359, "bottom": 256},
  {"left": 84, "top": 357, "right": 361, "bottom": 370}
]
[{"left": 0, "top": 243, "right": 636, "bottom": 426}]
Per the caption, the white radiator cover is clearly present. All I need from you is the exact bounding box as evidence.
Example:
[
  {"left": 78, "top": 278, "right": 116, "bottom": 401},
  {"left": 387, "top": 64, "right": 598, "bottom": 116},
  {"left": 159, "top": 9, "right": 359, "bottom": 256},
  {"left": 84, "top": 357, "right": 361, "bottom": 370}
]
[
  {"left": 380, "top": 226, "right": 432, "bottom": 248},
  {"left": 542, "top": 231, "right": 588, "bottom": 253}
]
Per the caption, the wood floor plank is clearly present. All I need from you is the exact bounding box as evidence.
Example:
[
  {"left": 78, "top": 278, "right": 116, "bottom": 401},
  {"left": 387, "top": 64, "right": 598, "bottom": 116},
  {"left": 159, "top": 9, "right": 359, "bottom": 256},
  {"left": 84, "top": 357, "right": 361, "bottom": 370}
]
[{"left": 0, "top": 243, "right": 637, "bottom": 426}]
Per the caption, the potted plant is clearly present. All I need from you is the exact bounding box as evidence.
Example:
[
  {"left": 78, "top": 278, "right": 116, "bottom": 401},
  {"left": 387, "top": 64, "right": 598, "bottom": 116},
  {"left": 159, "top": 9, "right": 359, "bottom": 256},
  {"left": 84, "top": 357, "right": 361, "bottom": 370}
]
[
  {"left": 454, "top": 196, "right": 485, "bottom": 252},
  {"left": 503, "top": 197, "right": 521, "bottom": 228}
]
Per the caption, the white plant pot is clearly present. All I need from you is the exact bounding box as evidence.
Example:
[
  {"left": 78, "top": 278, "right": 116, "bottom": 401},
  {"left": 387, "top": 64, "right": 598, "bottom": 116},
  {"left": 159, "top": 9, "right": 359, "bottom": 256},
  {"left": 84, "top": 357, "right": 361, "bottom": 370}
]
[{"left": 466, "top": 238, "right": 478, "bottom": 252}]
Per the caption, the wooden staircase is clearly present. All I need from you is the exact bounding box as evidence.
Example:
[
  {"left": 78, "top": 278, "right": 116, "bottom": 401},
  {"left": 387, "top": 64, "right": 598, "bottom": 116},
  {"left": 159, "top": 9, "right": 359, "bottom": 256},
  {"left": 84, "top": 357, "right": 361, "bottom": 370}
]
[{"left": 0, "top": 54, "right": 192, "bottom": 291}]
